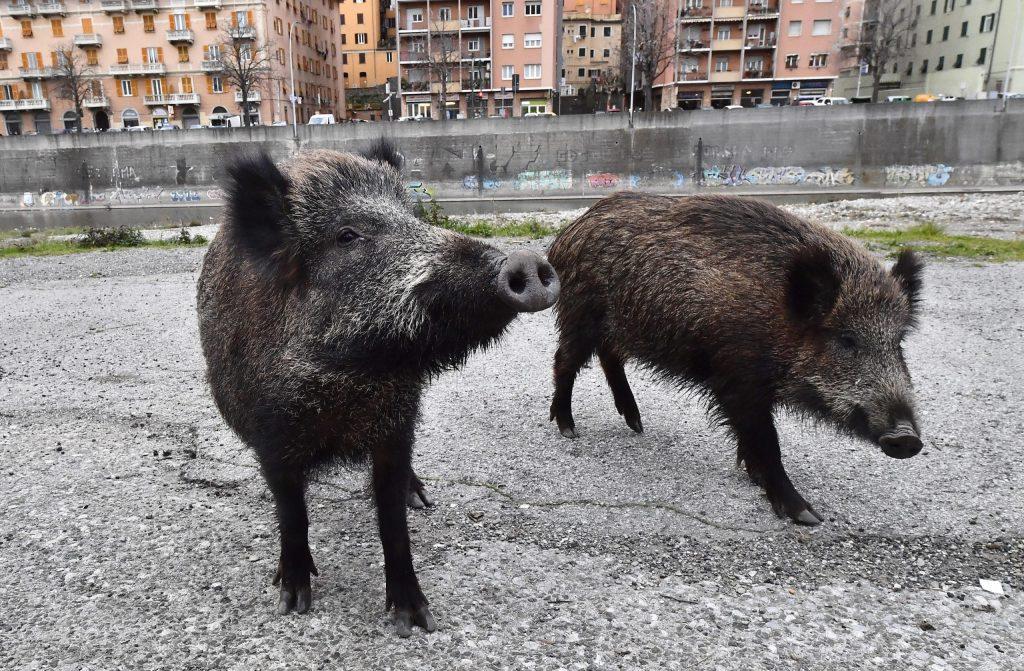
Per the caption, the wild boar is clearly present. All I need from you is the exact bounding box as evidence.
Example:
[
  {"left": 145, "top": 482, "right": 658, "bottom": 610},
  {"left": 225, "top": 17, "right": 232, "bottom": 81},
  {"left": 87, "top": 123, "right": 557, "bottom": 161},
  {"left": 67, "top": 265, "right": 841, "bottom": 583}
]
[
  {"left": 547, "top": 193, "right": 923, "bottom": 525},
  {"left": 196, "top": 141, "right": 559, "bottom": 635}
]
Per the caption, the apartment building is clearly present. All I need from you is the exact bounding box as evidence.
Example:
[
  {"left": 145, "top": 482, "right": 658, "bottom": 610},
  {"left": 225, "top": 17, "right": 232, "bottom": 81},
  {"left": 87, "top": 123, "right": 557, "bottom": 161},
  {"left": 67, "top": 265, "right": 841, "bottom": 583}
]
[
  {"left": 339, "top": 0, "right": 396, "bottom": 94},
  {"left": 396, "top": 0, "right": 560, "bottom": 119},
  {"left": 656, "top": 0, "right": 785, "bottom": 109},
  {"left": 773, "top": 0, "right": 840, "bottom": 103},
  {"left": 0, "top": 0, "right": 343, "bottom": 135},
  {"left": 561, "top": 0, "right": 620, "bottom": 96}
]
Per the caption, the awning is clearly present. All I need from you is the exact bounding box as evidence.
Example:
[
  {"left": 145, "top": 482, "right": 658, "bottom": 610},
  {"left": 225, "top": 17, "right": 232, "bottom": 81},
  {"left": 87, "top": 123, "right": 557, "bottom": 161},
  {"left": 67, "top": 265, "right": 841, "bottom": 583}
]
[{"left": 677, "top": 92, "right": 702, "bottom": 100}]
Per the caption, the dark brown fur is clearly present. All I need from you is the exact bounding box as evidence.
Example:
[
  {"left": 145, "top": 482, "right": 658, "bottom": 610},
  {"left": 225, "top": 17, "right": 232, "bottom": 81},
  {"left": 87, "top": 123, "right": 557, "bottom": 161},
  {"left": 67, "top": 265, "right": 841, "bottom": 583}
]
[{"left": 548, "top": 192, "right": 923, "bottom": 524}]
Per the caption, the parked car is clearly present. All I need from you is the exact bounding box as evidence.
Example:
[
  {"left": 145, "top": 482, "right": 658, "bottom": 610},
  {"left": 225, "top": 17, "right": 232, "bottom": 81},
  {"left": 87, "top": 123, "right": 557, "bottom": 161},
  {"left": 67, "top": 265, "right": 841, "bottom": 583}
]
[
  {"left": 812, "top": 96, "right": 850, "bottom": 105},
  {"left": 307, "top": 113, "right": 336, "bottom": 125},
  {"left": 723, "top": 104, "right": 744, "bottom": 110},
  {"left": 794, "top": 97, "right": 818, "bottom": 106},
  {"left": 938, "top": 95, "right": 959, "bottom": 102},
  {"left": 913, "top": 94, "right": 939, "bottom": 103},
  {"left": 524, "top": 111, "right": 557, "bottom": 117},
  {"left": 270, "top": 120, "right": 288, "bottom": 127},
  {"left": 885, "top": 95, "right": 913, "bottom": 103}
]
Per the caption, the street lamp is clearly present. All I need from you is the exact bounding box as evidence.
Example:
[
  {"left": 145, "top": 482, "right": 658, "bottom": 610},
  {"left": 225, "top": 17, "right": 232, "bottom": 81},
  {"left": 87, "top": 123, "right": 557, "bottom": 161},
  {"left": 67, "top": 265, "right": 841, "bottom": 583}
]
[
  {"left": 287, "top": 20, "right": 300, "bottom": 137},
  {"left": 629, "top": 2, "right": 637, "bottom": 126}
]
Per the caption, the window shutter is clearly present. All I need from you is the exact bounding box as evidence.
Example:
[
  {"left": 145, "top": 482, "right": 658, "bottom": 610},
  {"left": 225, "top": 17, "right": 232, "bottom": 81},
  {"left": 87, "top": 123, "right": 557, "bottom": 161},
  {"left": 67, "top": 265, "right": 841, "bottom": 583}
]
[
  {"left": 185, "top": 13, "right": 191, "bottom": 29},
  {"left": 145, "top": 79, "right": 152, "bottom": 96},
  {"left": 157, "top": 47, "right": 164, "bottom": 62},
  {"left": 82, "top": 17, "right": 92, "bottom": 32},
  {"left": 21, "top": 53, "right": 27, "bottom": 69},
  {"left": 182, "top": 76, "right": 192, "bottom": 93},
  {"left": 231, "top": 12, "right": 237, "bottom": 27},
  {"left": 50, "top": 51, "right": 57, "bottom": 67},
  {"left": 247, "top": 10, "right": 254, "bottom": 26},
  {"left": 206, "top": 75, "right": 213, "bottom": 94},
  {"left": 141, "top": 48, "right": 147, "bottom": 62},
  {"left": 169, "top": 14, "right": 175, "bottom": 29}
]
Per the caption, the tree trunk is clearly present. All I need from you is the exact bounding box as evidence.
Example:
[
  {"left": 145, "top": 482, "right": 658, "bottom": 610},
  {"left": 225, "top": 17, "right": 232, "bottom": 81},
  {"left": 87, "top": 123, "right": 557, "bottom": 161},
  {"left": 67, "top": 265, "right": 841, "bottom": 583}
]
[
  {"left": 74, "top": 100, "right": 83, "bottom": 133},
  {"left": 242, "top": 89, "right": 251, "bottom": 127},
  {"left": 643, "top": 82, "right": 654, "bottom": 113},
  {"left": 870, "top": 69, "right": 882, "bottom": 104}
]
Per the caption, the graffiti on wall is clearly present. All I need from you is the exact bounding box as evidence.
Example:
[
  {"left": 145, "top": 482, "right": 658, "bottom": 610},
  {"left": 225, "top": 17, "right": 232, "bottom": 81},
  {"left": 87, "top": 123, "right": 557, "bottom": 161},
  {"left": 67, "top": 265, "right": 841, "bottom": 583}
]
[
  {"left": 585, "top": 173, "right": 643, "bottom": 189},
  {"left": 702, "top": 165, "right": 855, "bottom": 187},
  {"left": 170, "top": 190, "right": 202, "bottom": 202},
  {"left": 462, "top": 176, "right": 503, "bottom": 190},
  {"left": 515, "top": 169, "right": 572, "bottom": 191},
  {"left": 884, "top": 164, "right": 954, "bottom": 187},
  {"left": 406, "top": 181, "right": 434, "bottom": 202}
]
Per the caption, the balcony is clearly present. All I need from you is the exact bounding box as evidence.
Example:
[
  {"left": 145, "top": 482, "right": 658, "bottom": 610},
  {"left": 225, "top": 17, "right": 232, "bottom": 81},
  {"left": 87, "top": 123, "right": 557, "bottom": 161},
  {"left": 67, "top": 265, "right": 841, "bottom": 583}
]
[
  {"left": 460, "top": 16, "right": 491, "bottom": 30},
  {"left": 712, "top": 38, "right": 744, "bottom": 50},
  {"left": 144, "top": 92, "right": 200, "bottom": 105},
  {"left": 193, "top": 0, "right": 220, "bottom": 6},
  {"left": 680, "top": 70, "right": 707, "bottom": 82},
  {"left": 399, "top": 50, "right": 427, "bottom": 62},
  {"left": 74, "top": 33, "right": 103, "bottom": 47},
  {"left": 405, "top": 80, "right": 430, "bottom": 92},
  {"left": 461, "top": 49, "right": 491, "bottom": 60},
  {"left": 678, "top": 7, "right": 712, "bottom": 21},
  {"left": 0, "top": 37, "right": 12, "bottom": 50},
  {"left": 109, "top": 62, "right": 166, "bottom": 75},
  {"left": 7, "top": 2, "right": 35, "bottom": 16},
  {"left": 234, "top": 90, "right": 261, "bottom": 102},
  {"left": 713, "top": 6, "right": 745, "bottom": 19},
  {"left": 132, "top": 0, "right": 157, "bottom": 12},
  {"left": 201, "top": 58, "right": 223, "bottom": 71},
  {"left": 679, "top": 39, "right": 708, "bottom": 51},
  {"left": 167, "top": 29, "right": 194, "bottom": 43},
  {"left": 100, "top": 0, "right": 128, "bottom": 12},
  {"left": 709, "top": 70, "right": 741, "bottom": 82},
  {"left": 229, "top": 25, "right": 256, "bottom": 40},
  {"left": 747, "top": 2, "right": 779, "bottom": 17},
  {"left": 745, "top": 35, "right": 776, "bottom": 48},
  {"left": 36, "top": 0, "right": 64, "bottom": 14},
  {"left": 83, "top": 95, "right": 110, "bottom": 107},
  {"left": 0, "top": 97, "right": 50, "bottom": 110},
  {"left": 19, "top": 66, "right": 53, "bottom": 79},
  {"left": 743, "top": 68, "right": 772, "bottom": 79}
]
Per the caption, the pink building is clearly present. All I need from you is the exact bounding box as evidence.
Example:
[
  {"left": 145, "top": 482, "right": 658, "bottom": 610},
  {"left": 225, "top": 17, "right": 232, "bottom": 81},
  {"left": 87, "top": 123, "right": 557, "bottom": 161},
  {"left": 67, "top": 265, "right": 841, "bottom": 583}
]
[
  {"left": 396, "top": 0, "right": 559, "bottom": 118},
  {"left": 773, "top": 0, "right": 841, "bottom": 102}
]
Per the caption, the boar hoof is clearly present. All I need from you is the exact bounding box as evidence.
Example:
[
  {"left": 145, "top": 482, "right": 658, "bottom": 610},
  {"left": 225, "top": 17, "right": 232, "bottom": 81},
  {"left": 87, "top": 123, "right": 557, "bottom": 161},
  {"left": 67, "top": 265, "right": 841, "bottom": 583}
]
[
  {"left": 795, "top": 508, "right": 822, "bottom": 525},
  {"left": 273, "top": 558, "right": 318, "bottom": 615},
  {"left": 407, "top": 489, "right": 432, "bottom": 509},
  {"left": 623, "top": 412, "right": 644, "bottom": 435},
  {"left": 394, "top": 605, "right": 437, "bottom": 638},
  {"left": 559, "top": 424, "right": 579, "bottom": 439}
]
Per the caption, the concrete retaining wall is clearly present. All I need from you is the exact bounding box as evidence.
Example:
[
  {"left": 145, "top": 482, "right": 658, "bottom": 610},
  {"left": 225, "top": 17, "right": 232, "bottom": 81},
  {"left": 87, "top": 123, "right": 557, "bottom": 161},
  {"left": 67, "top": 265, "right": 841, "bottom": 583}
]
[{"left": 1, "top": 99, "right": 1022, "bottom": 212}]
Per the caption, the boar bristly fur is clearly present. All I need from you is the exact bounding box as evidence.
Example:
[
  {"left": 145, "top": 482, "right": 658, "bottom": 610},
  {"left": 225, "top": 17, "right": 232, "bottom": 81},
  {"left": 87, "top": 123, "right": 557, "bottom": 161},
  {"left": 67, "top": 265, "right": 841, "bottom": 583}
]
[
  {"left": 548, "top": 193, "right": 923, "bottom": 525},
  {"left": 197, "top": 143, "right": 558, "bottom": 636}
]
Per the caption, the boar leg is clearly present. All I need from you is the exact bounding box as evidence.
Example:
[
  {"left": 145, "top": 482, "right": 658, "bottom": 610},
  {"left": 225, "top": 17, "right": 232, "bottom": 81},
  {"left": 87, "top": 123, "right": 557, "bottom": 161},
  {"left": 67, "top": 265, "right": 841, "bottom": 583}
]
[
  {"left": 266, "top": 467, "right": 318, "bottom": 614},
  {"left": 550, "top": 329, "right": 597, "bottom": 438},
  {"left": 373, "top": 431, "right": 436, "bottom": 637},
  {"left": 722, "top": 399, "right": 823, "bottom": 525},
  {"left": 597, "top": 346, "right": 643, "bottom": 434},
  {"left": 407, "top": 469, "right": 433, "bottom": 509}
]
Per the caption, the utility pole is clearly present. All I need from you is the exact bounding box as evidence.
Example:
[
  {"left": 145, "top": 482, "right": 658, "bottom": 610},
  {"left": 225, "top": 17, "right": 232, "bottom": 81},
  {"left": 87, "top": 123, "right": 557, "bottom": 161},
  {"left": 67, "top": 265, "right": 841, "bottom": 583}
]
[
  {"left": 287, "top": 20, "right": 299, "bottom": 137},
  {"left": 629, "top": 1, "right": 637, "bottom": 126}
]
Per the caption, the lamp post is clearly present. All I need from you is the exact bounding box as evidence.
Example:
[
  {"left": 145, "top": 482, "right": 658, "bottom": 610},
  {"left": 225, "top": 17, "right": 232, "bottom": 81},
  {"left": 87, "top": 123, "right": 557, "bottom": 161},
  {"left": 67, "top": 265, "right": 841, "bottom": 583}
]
[
  {"left": 287, "top": 20, "right": 299, "bottom": 137},
  {"left": 629, "top": 2, "right": 637, "bottom": 126}
]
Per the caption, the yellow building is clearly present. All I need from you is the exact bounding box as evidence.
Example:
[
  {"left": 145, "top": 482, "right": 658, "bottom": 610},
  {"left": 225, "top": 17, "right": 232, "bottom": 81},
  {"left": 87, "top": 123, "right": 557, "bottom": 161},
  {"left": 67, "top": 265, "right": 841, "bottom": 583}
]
[{"left": 340, "top": 0, "right": 397, "bottom": 118}]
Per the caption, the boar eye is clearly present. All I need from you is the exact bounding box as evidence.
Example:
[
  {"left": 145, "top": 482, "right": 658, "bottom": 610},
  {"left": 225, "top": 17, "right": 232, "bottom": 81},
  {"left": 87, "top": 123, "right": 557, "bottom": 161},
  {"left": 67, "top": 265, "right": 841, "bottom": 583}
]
[
  {"left": 336, "top": 228, "right": 361, "bottom": 246},
  {"left": 837, "top": 334, "right": 858, "bottom": 351}
]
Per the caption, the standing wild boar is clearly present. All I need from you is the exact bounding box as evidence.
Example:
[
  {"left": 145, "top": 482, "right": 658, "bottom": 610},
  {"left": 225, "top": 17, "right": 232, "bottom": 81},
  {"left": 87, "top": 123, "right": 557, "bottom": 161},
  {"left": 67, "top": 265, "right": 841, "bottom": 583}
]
[
  {"left": 548, "top": 193, "right": 923, "bottom": 525},
  {"left": 196, "top": 141, "right": 559, "bottom": 636}
]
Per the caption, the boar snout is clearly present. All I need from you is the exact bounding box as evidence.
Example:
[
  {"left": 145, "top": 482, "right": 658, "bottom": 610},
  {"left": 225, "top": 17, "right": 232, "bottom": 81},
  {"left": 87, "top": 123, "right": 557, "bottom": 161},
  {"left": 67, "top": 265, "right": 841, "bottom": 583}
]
[
  {"left": 878, "top": 420, "right": 923, "bottom": 459},
  {"left": 496, "top": 250, "right": 560, "bottom": 313}
]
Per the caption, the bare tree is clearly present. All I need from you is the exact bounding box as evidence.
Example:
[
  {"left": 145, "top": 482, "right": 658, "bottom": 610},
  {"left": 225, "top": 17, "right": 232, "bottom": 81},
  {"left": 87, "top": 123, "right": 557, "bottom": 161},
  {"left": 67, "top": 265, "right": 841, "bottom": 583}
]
[
  {"left": 216, "top": 23, "right": 275, "bottom": 127},
  {"left": 425, "top": 23, "right": 459, "bottom": 122},
  {"left": 621, "top": 0, "right": 676, "bottom": 112},
  {"left": 51, "top": 44, "right": 96, "bottom": 133},
  {"left": 860, "top": 0, "right": 918, "bottom": 103}
]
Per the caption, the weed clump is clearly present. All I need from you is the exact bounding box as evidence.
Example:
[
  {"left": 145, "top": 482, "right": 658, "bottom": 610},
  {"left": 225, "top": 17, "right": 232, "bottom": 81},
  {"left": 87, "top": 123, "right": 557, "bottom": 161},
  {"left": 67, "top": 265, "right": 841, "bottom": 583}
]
[{"left": 78, "top": 227, "right": 145, "bottom": 249}]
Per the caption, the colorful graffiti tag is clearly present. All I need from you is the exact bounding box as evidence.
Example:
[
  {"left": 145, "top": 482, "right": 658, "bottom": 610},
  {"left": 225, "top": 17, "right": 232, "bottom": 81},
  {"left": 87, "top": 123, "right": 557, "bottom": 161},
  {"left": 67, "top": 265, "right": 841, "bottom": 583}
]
[
  {"left": 884, "top": 164, "right": 954, "bottom": 187},
  {"left": 702, "top": 165, "right": 855, "bottom": 188},
  {"left": 462, "top": 176, "right": 503, "bottom": 190},
  {"left": 515, "top": 170, "right": 572, "bottom": 191}
]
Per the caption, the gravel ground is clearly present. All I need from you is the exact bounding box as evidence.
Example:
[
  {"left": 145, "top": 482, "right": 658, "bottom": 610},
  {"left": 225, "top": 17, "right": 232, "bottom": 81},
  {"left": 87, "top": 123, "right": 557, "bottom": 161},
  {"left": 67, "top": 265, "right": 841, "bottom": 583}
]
[{"left": 1, "top": 234, "right": 1022, "bottom": 670}]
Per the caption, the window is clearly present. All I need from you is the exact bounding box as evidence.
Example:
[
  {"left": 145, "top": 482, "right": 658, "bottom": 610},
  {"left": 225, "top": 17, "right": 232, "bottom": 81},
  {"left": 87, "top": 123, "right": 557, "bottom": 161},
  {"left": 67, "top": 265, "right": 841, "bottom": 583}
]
[
  {"left": 954, "top": 53, "right": 962, "bottom": 68},
  {"left": 358, "top": 71, "right": 366, "bottom": 79},
  {"left": 211, "top": 75, "right": 223, "bottom": 92},
  {"left": 410, "top": 10, "right": 422, "bottom": 22},
  {"left": 578, "top": 24, "right": 586, "bottom": 38},
  {"left": 386, "top": 52, "right": 393, "bottom": 62},
  {"left": 274, "top": 17, "right": 282, "bottom": 34},
  {"left": 524, "top": 33, "right": 541, "bottom": 48},
  {"left": 358, "top": 53, "right": 366, "bottom": 64},
  {"left": 911, "top": 33, "right": 917, "bottom": 46},
  {"left": 603, "top": 49, "right": 610, "bottom": 57},
  {"left": 178, "top": 45, "right": 189, "bottom": 62},
  {"left": 50, "top": 18, "right": 62, "bottom": 37},
  {"left": 936, "top": 55, "right": 944, "bottom": 70},
  {"left": 604, "top": 27, "right": 611, "bottom": 37},
  {"left": 929, "top": 0, "right": 936, "bottom": 13},
  {"left": 941, "top": 25, "right": 948, "bottom": 41},
  {"left": 20, "top": 19, "right": 32, "bottom": 37},
  {"left": 715, "top": 57, "right": 728, "bottom": 72},
  {"left": 0, "top": 55, "right": 7, "bottom": 70},
  {"left": 207, "top": 44, "right": 220, "bottom": 60},
  {"left": 577, "top": 67, "right": 585, "bottom": 76},
  {"left": 502, "top": 34, "right": 514, "bottom": 48},
  {"left": 920, "top": 58, "right": 928, "bottom": 73},
  {"left": 116, "top": 48, "right": 128, "bottom": 64},
  {"left": 501, "top": 64, "right": 514, "bottom": 80},
  {"left": 142, "top": 15, "right": 153, "bottom": 32},
  {"left": 357, "top": 13, "right": 364, "bottom": 23},
  {"left": 341, "top": 54, "right": 347, "bottom": 64},
  {"left": 524, "top": 1, "right": 541, "bottom": 15},
  {"left": 717, "top": 26, "right": 730, "bottom": 39},
  {"left": 523, "top": 63, "right": 541, "bottom": 79},
  {"left": 906, "top": 61, "right": 913, "bottom": 76},
  {"left": 943, "top": 0, "right": 954, "bottom": 10},
  {"left": 502, "top": 2, "right": 513, "bottom": 17},
  {"left": 809, "top": 53, "right": 827, "bottom": 68},
  {"left": 355, "top": 33, "right": 367, "bottom": 44},
  {"left": 811, "top": 19, "right": 831, "bottom": 35},
  {"left": 578, "top": 46, "right": 585, "bottom": 56},
  {"left": 205, "top": 12, "right": 217, "bottom": 29},
  {"left": 979, "top": 13, "right": 994, "bottom": 32},
  {"left": 977, "top": 47, "right": 986, "bottom": 64},
  {"left": 785, "top": 53, "right": 798, "bottom": 68},
  {"left": 788, "top": 20, "right": 802, "bottom": 36},
  {"left": 467, "top": 38, "right": 480, "bottom": 51},
  {"left": 85, "top": 48, "right": 98, "bottom": 66},
  {"left": 181, "top": 76, "right": 193, "bottom": 94},
  {"left": 961, "top": 21, "right": 968, "bottom": 36},
  {"left": 926, "top": 29, "right": 932, "bottom": 43},
  {"left": 120, "top": 79, "right": 134, "bottom": 96},
  {"left": 438, "top": 7, "right": 451, "bottom": 20}
]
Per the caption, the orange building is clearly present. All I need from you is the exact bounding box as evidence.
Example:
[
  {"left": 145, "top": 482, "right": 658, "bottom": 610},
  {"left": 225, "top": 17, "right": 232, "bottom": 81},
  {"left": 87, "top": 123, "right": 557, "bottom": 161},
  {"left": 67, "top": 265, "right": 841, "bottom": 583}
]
[{"left": 0, "top": 0, "right": 343, "bottom": 134}]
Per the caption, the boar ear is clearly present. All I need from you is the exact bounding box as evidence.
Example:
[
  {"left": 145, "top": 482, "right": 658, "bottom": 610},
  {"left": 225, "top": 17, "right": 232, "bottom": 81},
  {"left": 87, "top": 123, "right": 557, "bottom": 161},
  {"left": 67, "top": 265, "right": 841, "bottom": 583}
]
[
  {"left": 786, "top": 248, "right": 841, "bottom": 324},
  {"left": 361, "top": 137, "right": 404, "bottom": 172},
  {"left": 891, "top": 248, "right": 923, "bottom": 316},
  {"left": 224, "top": 151, "right": 301, "bottom": 283}
]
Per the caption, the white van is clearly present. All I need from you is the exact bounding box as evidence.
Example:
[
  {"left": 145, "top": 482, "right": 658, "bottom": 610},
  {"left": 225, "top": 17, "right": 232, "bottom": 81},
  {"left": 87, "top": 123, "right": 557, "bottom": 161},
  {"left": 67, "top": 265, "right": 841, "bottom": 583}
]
[
  {"left": 812, "top": 96, "right": 851, "bottom": 105},
  {"left": 308, "top": 113, "right": 336, "bottom": 125}
]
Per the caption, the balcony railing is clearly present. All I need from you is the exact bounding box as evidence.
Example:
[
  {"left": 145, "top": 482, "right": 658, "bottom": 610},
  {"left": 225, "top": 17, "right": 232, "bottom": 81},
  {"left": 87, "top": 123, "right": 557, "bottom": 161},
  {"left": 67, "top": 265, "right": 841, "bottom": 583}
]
[
  {"left": 399, "top": 50, "right": 427, "bottom": 62},
  {"left": 109, "top": 62, "right": 166, "bottom": 75},
  {"left": 405, "top": 80, "right": 429, "bottom": 91},
  {"left": 100, "top": 0, "right": 128, "bottom": 12},
  {"left": 144, "top": 92, "right": 200, "bottom": 105},
  {"left": 709, "top": 70, "right": 741, "bottom": 82},
  {"left": 229, "top": 25, "right": 256, "bottom": 40},
  {"left": 132, "top": 0, "right": 157, "bottom": 11},
  {"left": 0, "top": 36, "right": 12, "bottom": 50},
  {"left": 747, "top": 2, "right": 779, "bottom": 15},
  {"left": 678, "top": 6, "right": 712, "bottom": 20},
  {"left": 680, "top": 70, "right": 707, "bottom": 81},
  {"left": 743, "top": 69, "right": 772, "bottom": 79},
  {"left": 234, "top": 90, "right": 261, "bottom": 102},
  {"left": 712, "top": 38, "right": 744, "bottom": 50},
  {"left": 460, "top": 16, "right": 491, "bottom": 29},
  {"left": 0, "top": 97, "right": 50, "bottom": 110},
  {"left": 461, "top": 49, "right": 491, "bottom": 60},
  {"left": 36, "top": 0, "right": 64, "bottom": 14},
  {"left": 745, "top": 35, "right": 776, "bottom": 48},
  {"left": 19, "top": 66, "right": 53, "bottom": 78},
  {"left": 201, "top": 58, "right": 223, "bottom": 71},
  {"left": 713, "top": 5, "right": 745, "bottom": 19},
  {"left": 83, "top": 95, "right": 110, "bottom": 107},
  {"left": 679, "top": 39, "right": 708, "bottom": 50},
  {"left": 167, "top": 29, "right": 194, "bottom": 43},
  {"left": 7, "top": 2, "right": 36, "bottom": 16},
  {"left": 193, "top": 0, "right": 220, "bottom": 6},
  {"left": 74, "top": 33, "right": 103, "bottom": 47}
]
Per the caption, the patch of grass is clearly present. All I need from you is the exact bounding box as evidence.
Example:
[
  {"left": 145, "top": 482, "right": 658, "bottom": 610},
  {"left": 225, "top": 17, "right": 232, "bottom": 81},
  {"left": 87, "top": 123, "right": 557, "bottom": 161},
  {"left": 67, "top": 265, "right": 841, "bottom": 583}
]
[
  {"left": 415, "top": 199, "right": 558, "bottom": 240},
  {"left": 844, "top": 222, "right": 1024, "bottom": 262},
  {"left": 78, "top": 226, "right": 145, "bottom": 248},
  {"left": 0, "top": 226, "right": 209, "bottom": 259}
]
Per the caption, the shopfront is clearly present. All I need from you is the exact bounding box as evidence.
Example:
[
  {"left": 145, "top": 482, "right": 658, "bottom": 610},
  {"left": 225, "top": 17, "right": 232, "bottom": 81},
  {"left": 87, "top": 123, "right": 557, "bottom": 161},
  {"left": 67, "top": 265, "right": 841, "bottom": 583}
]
[
  {"left": 677, "top": 90, "right": 703, "bottom": 110},
  {"left": 709, "top": 85, "right": 734, "bottom": 109}
]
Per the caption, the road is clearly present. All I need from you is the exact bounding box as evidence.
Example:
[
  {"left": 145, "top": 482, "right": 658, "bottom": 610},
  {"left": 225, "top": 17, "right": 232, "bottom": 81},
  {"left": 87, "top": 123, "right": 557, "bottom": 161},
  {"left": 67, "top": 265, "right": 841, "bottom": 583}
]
[{"left": 1, "top": 243, "right": 1022, "bottom": 670}]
